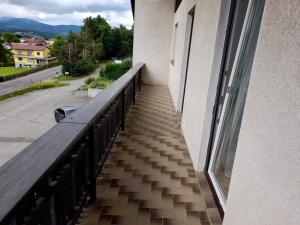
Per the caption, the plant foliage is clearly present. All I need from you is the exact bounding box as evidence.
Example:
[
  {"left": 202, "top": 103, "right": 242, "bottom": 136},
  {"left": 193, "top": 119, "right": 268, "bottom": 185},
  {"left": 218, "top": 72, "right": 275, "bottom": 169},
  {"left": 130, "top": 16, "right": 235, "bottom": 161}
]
[
  {"left": 60, "top": 15, "right": 133, "bottom": 77},
  {"left": 100, "top": 60, "right": 132, "bottom": 80}
]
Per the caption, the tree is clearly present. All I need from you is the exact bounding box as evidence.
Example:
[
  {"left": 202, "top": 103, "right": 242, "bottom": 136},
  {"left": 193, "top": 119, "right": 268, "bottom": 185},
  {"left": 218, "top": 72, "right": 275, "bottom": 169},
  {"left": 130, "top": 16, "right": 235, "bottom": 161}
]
[
  {"left": 61, "top": 15, "right": 133, "bottom": 76},
  {"left": 50, "top": 35, "right": 66, "bottom": 60},
  {"left": 3, "top": 32, "right": 20, "bottom": 43},
  {"left": 112, "top": 25, "right": 133, "bottom": 58},
  {"left": 61, "top": 32, "right": 96, "bottom": 76},
  {"left": 0, "top": 39, "right": 12, "bottom": 66},
  {"left": 82, "top": 15, "right": 115, "bottom": 60}
]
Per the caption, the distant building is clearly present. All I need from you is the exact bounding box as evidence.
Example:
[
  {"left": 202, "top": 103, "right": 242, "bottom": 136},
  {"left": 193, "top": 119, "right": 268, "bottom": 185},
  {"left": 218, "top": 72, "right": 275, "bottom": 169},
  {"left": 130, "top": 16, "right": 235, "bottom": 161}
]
[
  {"left": 11, "top": 43, "right": 56, "bottom": 68},
  {"left": 20, "top": 38, "right": 48, "bottom": 46},
  {"left": 46, "top": 39, "right": 54, "bottom": 46},
  {"left": 3, "top": 43, "right": 11, "bottom": 50}
]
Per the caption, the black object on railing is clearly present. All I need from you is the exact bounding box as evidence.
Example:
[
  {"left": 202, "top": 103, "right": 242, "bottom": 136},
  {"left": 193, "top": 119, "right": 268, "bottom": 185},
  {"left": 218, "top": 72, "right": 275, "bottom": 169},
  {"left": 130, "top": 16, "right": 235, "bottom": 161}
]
[{"left": 0, "top": 63, "right": 144, "bottom": 225}]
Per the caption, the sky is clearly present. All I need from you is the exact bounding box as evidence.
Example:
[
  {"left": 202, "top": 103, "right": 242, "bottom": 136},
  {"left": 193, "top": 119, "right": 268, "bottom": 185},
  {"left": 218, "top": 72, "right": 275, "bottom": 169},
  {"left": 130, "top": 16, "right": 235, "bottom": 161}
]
[{"left": 0, "top": 0, "right": 133, "bottom": 28}]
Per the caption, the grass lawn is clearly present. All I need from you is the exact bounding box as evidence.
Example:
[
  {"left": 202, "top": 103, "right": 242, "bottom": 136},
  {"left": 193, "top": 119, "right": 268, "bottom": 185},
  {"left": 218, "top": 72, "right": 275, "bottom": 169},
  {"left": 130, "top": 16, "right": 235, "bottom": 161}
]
[
  {"left": 0, "top": 67, "right": 30, "bottom": 77},
  {"left": 0, "top": 80, "right": 69, "bottom": 102}
]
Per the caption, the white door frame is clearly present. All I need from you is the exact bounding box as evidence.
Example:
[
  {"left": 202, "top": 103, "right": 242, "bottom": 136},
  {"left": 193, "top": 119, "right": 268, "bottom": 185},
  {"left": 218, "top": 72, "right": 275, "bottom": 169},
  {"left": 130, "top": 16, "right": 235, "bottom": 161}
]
[{"left": 177, "top": 6, "right": 195, "bottom": 113}]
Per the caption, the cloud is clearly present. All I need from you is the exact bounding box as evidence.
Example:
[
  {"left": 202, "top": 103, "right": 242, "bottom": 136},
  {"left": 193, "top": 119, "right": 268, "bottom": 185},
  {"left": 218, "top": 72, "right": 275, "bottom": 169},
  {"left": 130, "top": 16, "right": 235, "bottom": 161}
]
[
  {"left": 8, "top": 0, "right": 129, "bottom": 14},
  {"left": 0, "top": 0, "right": 133, "bottom": 27}
]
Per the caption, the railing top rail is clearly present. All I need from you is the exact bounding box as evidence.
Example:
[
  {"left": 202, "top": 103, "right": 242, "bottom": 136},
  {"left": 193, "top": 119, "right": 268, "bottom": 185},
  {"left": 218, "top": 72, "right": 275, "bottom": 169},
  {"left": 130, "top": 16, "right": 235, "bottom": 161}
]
[
  {"left": 0, "top": 62, "right": 144, "bottom": 222},
  {"left": 63, "top": 62, "right": 144, "bottom": 125}
]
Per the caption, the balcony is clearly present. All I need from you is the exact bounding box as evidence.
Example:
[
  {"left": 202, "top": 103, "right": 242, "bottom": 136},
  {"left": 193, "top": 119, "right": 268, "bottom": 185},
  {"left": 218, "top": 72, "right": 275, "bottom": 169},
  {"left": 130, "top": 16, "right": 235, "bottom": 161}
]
[{"left": 0, "top": 63, "right": 221, "bottom": 225}]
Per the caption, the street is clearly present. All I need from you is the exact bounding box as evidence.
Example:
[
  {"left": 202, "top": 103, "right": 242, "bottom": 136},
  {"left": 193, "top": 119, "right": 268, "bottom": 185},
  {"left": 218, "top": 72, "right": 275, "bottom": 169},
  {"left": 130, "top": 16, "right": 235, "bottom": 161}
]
[
  {"left": 0, "top": 77, "right": 89, "bottom": 167},
  {"left": 0, "top": 65, "right": 62, "bottom": 96}
]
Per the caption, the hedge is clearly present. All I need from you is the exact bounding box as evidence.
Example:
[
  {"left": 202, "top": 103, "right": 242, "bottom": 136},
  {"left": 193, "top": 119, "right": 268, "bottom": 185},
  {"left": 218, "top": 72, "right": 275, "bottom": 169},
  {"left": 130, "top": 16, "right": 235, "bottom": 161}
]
[
  {"left": 100, "top": 60, "right": 132, "bottom": 80},
  {"left": 62, "top": 60, "right": 96, "bottom": 77}
]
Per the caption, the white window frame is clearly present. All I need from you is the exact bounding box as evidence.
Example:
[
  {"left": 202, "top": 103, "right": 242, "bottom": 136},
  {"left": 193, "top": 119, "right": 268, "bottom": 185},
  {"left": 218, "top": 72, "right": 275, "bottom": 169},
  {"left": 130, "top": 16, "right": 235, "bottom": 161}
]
[{"left": 208, "top": 0, "right": 262, "bottom": 209}]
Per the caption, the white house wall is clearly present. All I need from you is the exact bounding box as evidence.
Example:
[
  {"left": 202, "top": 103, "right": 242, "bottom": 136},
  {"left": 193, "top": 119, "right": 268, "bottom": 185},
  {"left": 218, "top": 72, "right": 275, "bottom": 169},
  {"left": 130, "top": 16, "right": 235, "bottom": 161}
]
[
  {"left": 168, "top": 0, "right": 222, "bottom": 169},
  {"left": 223, "top": 0, "right": 300, "bottom": 224},
  {"left": 168, "top": 0, "right": 196, "bottom": 110},
  {"left": 132, "top": 0, "right": 174, "bottom": 85}
]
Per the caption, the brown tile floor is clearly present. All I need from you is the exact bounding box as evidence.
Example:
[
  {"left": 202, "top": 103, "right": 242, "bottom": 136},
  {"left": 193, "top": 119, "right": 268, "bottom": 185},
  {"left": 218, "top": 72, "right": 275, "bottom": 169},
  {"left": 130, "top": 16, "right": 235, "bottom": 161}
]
[{"left": 79, "top": 85, "right": 222, "bottom": 225}]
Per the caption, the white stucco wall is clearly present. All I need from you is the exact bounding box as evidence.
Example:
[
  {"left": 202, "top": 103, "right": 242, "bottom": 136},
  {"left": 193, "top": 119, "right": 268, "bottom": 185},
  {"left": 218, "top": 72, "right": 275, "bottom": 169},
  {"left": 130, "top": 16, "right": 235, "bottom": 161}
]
[
  {"left": 168, "top": 0, "right": 196, "bottom": 110},
  {"left": 132, "top": 0, "right": 174, "bottom": 85},
  {"left": 223, "top": 0, "right": 300, "bottom": 224},
  {"left": 176, "top": 0, "right": 221, "bottom": 169}
]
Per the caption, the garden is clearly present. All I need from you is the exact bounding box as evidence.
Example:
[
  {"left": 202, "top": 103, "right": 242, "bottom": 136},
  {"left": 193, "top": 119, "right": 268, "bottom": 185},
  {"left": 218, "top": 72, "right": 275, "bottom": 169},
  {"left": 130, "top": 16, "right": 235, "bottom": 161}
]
[{"left": 84, "top": 59, "right": 132, "bottom": 90}]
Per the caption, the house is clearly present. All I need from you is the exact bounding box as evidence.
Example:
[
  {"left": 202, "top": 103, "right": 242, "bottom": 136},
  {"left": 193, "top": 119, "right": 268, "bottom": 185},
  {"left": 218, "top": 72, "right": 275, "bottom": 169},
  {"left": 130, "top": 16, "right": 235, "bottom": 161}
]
[
  {"left": 11, "top": 43, "right": 56, "bottom": 68},
  {"left": 0, "top": 0, "right": 298, "bottom": 225},
  {"left": 3, "top": 43, "right": 11, "bottom": 50},
  {"left": 20, "top": 37, "right": 48, "bottom": 46},
  {"left": 131, "top": 0, "right": 299, "bottom": 224}
]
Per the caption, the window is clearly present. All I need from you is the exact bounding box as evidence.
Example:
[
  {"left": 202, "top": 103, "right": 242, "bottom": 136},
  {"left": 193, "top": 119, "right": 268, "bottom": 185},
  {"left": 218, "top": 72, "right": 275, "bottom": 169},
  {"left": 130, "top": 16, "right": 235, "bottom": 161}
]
[
  {"left": 208, "top": 0, "right": 265, "bottom": 209},
  {"left": 18, "top": 57, "right": 22, "bottom": 61},
  {"left": 27, "top": 51, "right": 32, "bottom": 56},
  {"left": 37, "top": 52, "right": 40, "bottom": 56},
  {"left": 17, "top": 50, "right": 22, "bottom": 55}
]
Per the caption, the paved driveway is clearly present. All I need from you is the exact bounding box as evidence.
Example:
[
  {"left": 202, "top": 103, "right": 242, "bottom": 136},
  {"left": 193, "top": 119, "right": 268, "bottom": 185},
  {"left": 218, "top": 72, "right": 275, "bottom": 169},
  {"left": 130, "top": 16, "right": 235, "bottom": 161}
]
[
  {"left": 0, "top": 78, "right": 89, "bottom": 167},
  {"left": 0, "top": 66, "right": 61, "bottom": 96}
]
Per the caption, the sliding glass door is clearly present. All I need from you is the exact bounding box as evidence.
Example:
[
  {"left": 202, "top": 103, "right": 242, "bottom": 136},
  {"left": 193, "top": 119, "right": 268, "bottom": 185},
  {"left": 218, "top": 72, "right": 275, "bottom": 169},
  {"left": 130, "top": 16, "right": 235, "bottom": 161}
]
[{"left": 208, "top": 0, "right": 265, "bottom": 208}]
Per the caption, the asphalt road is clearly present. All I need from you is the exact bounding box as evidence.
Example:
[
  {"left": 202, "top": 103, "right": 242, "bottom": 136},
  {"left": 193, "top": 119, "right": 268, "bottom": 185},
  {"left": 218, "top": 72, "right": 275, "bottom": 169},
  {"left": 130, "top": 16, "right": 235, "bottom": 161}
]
[
  {"left": 0, "top": 78, "right": 89, "bottom": 167},
  {"left": 0, "top": 65, "right": 62, "bottom": 96}
]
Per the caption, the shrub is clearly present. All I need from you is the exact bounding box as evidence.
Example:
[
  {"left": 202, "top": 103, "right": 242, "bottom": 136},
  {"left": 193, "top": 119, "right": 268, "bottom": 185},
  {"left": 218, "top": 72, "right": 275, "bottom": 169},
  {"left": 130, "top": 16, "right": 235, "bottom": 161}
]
[
  {"left": 62, "top": 60, "right": 96, "bottom": 77},
  {"left": 84, "top": 76, "right": 96, "bottom": 85},
  {"left": 88, "top": 77, "right": 112, "bottom": 89},
  {"left": 100, "top": 59, "right": 132, "bottom": 80},
  {"left": 82, "top": 60, "right": 132, "bottom": 90}
]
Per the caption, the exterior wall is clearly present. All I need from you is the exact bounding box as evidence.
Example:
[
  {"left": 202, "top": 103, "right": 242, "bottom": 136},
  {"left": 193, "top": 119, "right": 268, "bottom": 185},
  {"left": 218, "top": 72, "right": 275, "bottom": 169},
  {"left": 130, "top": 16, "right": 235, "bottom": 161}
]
[
  {"left": 168, "top": 0, "right": 231, "bottom": 170},
  {"left": 223, "top": 0, "right": 300, "bottom": 224},
  {"left": 168, "top": 0, "right": 196, "bottom": 110},
  {"left": 12, "top": 48, "right": 50, "bottom": 68},
  {"left": 132, "top": 0, "right": 174, "bottom": 85},
  {"left": 34, "top": 48, "right": 50, "bottom": 58},
  {"left": 172, "top": 0, "right": 221, "bottom": 169}
]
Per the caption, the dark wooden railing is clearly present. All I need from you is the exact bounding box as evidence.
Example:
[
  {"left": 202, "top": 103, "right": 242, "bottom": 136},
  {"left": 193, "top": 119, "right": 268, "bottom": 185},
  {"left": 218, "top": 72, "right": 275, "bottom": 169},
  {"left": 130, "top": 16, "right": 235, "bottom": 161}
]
[{"left": 0, "top": 63, "right": 144, "bottom": 225}]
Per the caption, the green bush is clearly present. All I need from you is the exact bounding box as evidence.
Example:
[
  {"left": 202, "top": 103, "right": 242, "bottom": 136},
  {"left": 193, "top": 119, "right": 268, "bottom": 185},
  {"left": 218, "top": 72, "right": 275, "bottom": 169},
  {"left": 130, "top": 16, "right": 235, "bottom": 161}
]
[
  {"left": 88, "top": 77, "right": 112, "bottom": 89},
  {"left": 62, "top": 60, "right": 96, "bottom": 77},
  {"left": 84, "top": 76, "right": 96, "bottom": 85},
  {"left": 82, "top": 60, "right": 132, "bottom": 90},
  {"left": 100, "top": 60, "right": 132, "bottom": 80}
]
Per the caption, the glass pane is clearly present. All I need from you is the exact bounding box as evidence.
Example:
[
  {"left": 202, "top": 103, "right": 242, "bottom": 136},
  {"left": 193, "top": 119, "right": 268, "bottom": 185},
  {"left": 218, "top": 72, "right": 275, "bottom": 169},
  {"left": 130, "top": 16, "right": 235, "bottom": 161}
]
[
  {"left": 211, "top": 0, "right": 265, "bottom": 198},
  {"left": 212, "top": 67, "right": 247, "bottom": 196},
  {"left": 211, "top": 0, "right": 249, "bottom": 143}
]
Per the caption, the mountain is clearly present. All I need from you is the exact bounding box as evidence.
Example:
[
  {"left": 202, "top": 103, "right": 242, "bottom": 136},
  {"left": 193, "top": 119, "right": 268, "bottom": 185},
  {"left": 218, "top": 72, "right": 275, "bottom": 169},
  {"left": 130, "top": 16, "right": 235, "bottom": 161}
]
[{"left": 0, "top": 17, "right": 81, "bottom": 38}]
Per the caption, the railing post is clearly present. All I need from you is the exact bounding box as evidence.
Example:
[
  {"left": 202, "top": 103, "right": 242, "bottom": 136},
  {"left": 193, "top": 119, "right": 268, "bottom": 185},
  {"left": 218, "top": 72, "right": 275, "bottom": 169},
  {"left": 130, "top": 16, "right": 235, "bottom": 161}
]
[
  {"left": 138, "top": 70, "right": 141, "bottom": 92},
  {"left": 132, "top": 77, "right": 136, "bottom": 105},
  {"left": 88, "top": 128, "right": 96, "bottom": 203},
  {"left": 121, "top": 89, "right": 125, "bottom": 131}
]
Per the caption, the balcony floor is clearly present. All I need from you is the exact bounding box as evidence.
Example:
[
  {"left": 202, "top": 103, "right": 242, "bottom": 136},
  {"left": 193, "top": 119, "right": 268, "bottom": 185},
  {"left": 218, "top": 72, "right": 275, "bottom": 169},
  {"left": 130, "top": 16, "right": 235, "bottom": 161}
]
[{"left": 80, "top": 85, "right": 222, "bottom": 225}]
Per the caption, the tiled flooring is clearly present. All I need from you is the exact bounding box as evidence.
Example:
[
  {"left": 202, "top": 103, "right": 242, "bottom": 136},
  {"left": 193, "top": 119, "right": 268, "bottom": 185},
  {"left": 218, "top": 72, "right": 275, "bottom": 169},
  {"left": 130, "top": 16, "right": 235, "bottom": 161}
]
[{"left": 80, "top": 85, "right": 222, "bottom": 225}]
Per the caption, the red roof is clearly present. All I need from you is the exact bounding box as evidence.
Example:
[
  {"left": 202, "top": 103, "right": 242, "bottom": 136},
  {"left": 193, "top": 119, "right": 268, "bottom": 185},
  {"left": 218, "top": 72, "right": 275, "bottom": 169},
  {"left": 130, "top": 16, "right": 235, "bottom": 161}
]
[{"left": 11, "top": 43, "right": 48, "bottom": 51}]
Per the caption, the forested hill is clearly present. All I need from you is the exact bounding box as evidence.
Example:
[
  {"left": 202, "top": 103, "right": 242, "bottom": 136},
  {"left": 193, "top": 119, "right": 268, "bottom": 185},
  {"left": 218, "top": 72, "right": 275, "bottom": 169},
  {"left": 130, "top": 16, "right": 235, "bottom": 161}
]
[{"left": 0, "top": 17, "right": 80, "bottom": 38}]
